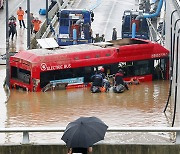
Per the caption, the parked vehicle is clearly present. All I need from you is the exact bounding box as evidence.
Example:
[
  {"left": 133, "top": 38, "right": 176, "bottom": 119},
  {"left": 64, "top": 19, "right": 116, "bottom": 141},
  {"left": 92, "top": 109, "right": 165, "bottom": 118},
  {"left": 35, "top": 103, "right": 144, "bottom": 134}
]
[
  {"left": 56, "top": 9, "right": 94, "bottom": 46},
  {"left": 9, "top": 38, "right": 169, "bottom": 92},
  {"left": 121, "top": 10, "right": 149, "bottom": 39}
]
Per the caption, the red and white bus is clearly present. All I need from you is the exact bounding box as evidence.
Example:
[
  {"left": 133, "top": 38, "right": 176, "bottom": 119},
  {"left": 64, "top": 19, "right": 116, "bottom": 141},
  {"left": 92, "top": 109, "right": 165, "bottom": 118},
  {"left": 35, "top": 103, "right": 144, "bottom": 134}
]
[{"left": 10, "top": 38, "right": 169, "bottom": 92}]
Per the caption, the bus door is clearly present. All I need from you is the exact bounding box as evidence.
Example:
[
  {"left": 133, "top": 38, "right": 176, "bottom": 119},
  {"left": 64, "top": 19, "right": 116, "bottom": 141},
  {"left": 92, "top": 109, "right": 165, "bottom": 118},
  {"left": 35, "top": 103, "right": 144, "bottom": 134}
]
[{"left": 154, "top": 58, "right": 169, "bottom": 80}]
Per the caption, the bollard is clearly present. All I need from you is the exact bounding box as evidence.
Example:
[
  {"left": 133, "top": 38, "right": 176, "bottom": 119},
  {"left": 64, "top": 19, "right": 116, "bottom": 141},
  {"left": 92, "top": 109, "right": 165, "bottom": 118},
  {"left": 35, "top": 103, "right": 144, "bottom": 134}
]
[{"left": 22, "top": 131, "right": 30, "bottom": 144}]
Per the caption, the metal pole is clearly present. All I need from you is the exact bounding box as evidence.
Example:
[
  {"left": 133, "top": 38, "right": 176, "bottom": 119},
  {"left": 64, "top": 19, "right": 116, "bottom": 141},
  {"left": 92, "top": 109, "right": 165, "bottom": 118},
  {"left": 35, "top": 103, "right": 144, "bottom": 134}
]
[
  {"left": 6, "top": 0, "right": 10, "bottom": 87},
  {"left": 46, "top": 0, "right": 49, "bottom": 26},
  {"left": 27, "top": 0, "right": 31, "bottom": 49}
]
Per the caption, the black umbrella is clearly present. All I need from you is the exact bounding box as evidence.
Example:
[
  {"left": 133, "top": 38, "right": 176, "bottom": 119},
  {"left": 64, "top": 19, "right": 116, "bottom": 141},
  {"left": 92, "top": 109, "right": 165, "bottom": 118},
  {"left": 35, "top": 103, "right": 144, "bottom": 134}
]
[{"left": 61, "top": 116, "right": 108, "bottom": 148}]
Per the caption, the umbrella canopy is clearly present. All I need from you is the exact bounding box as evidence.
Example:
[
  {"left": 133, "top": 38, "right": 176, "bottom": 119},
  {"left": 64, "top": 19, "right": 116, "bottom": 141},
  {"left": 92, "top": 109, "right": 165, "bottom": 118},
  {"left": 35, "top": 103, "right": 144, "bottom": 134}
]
[{"left": 61, "top": 116, "right": 108, "bottom": 148}]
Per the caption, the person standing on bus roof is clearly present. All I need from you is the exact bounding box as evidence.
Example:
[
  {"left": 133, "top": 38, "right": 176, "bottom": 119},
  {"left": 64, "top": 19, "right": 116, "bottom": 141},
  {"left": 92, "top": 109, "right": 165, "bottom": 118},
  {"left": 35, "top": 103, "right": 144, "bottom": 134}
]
[
  {"left": 112, "top": 27, "right": 117, "bottom": 40},
  {"left": 17, "top": 7, "right": 26, "bottom": 28}
]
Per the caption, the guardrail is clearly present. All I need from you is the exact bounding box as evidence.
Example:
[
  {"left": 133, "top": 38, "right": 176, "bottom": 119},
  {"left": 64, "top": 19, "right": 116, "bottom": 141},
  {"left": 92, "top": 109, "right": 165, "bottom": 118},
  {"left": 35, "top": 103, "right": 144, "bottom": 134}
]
[
  {"left": 41, "top": 0, "right": 71, "bottom": 38},
  {"left": 147, "top": 18, "right": 164, "bottom": 45},
  {"left": 0, "top": 127, "right": 180, "bottom": 144}
]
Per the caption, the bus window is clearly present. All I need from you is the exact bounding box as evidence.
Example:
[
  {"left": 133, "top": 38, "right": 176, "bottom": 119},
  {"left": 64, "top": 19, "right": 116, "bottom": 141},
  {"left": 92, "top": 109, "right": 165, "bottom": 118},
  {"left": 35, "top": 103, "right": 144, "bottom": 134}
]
[
  {"left": 60, "top": 19, "right": 69, "bottom": 26},
  {"left": 84, "top": 67, "right": 94, "bottom": 82},
  {"left": 60, "top": 12, "right": 69, "bottom": 18},
  {"left": 59, "top": 12, "right": 69, "bottom": 26},
  {"left": 11, "top": 66, "right": 30, "bottom": 84},
  {"left": 121, "top": 63, "right": 134, "bottom": 77},
  {"left": 153, "top": 58, "right": 167, "bottom": 80},
  {"left": 134, "top": 60, "right": 151, "bottom": 76}
]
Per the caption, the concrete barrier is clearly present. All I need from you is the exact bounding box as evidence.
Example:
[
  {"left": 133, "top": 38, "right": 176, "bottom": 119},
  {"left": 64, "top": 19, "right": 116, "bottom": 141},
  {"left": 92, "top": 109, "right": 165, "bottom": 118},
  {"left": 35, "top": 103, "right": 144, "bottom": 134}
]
[{"left": 0, "top": 144, "right": 180, "bottom": 154}]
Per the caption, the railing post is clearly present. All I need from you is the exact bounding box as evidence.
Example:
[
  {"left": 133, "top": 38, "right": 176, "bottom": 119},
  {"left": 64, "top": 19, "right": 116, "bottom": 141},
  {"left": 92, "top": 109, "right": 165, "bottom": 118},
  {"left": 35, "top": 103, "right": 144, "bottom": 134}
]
[
  {"left": 176, "top": 131, "right": 180, "bottom": 144},
  {"left": 22, "top": 131, "right": 30, "bottom": 144}
]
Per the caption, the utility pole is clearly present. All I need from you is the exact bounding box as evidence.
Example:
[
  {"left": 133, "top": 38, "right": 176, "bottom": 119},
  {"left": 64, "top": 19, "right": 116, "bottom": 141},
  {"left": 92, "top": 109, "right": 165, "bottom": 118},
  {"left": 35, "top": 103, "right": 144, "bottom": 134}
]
[
  {"left": 6, "top": 0, "right": 10, "bottom": 87},
  {"left": 27, "top": 0, "right": 31, "bottom": 49}
]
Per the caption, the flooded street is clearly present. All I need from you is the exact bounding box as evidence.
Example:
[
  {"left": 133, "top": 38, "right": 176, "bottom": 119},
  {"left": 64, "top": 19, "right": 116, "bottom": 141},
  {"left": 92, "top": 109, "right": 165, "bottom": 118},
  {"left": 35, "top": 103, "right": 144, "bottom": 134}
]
[{"left": 0, "top": 66, "right": 174, "bottom": 144}]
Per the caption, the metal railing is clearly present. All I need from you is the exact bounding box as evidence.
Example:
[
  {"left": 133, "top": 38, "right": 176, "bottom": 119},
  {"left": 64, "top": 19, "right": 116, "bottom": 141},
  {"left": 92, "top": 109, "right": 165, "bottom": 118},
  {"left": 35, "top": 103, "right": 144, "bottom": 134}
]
[
  {"left": 0, "top": 127, "right": 180, "bottom": 144},
  {"left": 30, "top": 0, "right": 71, "bottom": 48},
  {"left": 41, "top": 0, "right": 70, "bottom": 38}
]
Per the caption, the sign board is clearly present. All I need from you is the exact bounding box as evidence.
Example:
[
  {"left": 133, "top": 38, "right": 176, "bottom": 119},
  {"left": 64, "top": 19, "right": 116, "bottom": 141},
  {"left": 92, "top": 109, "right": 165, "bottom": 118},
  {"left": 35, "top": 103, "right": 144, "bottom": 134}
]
[
  {"left": 37, "top": 38, "right": 59, "bottom": 49},
  {"left": 50, "top": 77, "right": 84, "bottom": 85}
]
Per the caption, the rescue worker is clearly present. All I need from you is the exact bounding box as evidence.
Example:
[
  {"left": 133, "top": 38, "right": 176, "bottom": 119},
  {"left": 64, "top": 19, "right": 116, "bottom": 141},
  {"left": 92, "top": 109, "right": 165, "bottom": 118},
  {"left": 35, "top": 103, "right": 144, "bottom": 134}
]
[
  {"left": 93, "top": 33, "right": 101, "bottom": 43},
  {"left": 99, "top": 67, "right": 105, "bottom": 79},
  {"left": 32, "top": 17, "right": 42, "bottom": 34},
  {"left": 100, "top": 34, "right": 105, "bottom": 42},
  {"left": 91, "top": 72, "right": 103, "bottom": 87},
  {"left": 30, "top": 13, "right": 34, "bottom": 34},
  {"left": 8, "top": 19, "right": 17, "bottom": 40},
  {"left": 17, "top": 7, "right": 26, "bottom": 28},
  {"left": 83, "top": 22, "right": 90, "bottom": 39},
  {"left": 114, "top": 69, "right": 129, "bottom": 90},
  {"left": 98, "top": 67, "right": 110, "bottom": 91},
  {"left": 9, "top": 15, "right": 17, "bottom": 37},
  {"left": 112, "top": 27, "right": 117, "bottom": 40},
  {"left": 130, "top": 77, "right": 140, "bottom": 85},
  {"left": 76, "top": 15, "right": 84, "bottom": 25},
  {"left": 9, "top": 15, "right": 16, "bottom": 21}
]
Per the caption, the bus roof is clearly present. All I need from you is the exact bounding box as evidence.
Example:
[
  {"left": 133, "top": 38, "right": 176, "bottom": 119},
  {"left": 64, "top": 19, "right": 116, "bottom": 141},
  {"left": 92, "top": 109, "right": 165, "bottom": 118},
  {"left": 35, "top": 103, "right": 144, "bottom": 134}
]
[{"left": 10, "top": 38, "right": 169, "bottom": 65}]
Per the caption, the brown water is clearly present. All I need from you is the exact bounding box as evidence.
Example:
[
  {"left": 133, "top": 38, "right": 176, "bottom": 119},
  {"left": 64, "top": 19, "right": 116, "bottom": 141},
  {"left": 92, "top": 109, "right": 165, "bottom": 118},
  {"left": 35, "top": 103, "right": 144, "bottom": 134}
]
[{"left": 0, "top": 66, "right": 173, "bottom": 144}]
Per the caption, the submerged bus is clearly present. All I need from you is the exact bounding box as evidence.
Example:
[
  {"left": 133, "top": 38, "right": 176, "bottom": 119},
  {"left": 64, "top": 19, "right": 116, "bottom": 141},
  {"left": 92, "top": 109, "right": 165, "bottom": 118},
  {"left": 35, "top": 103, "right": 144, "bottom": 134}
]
[{"left": 10, "top": 38, "right": 169, "bottom": 92}]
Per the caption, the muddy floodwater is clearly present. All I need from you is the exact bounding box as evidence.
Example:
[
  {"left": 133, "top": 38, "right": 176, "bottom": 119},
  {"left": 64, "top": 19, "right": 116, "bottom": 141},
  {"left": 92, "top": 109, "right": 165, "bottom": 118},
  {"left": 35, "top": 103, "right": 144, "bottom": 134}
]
[{"left": 0, "top": 66, "right": 173, "bottom": 144}]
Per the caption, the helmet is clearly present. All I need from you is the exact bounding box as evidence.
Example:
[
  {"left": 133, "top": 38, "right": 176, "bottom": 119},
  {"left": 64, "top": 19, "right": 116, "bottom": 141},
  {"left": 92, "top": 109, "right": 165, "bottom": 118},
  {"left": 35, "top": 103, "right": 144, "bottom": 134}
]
[{"left": 100, "top": 67, "right": 104, "bottom": 72}]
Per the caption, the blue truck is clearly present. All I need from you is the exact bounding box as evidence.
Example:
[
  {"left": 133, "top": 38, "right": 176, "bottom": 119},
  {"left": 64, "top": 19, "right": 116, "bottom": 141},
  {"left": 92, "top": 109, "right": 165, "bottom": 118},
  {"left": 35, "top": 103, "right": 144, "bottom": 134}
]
[
  {"left": 57, "top": 9, "right": 94, "bottom": 46},
  {"left": 121, "top": 10, "right": 149, "bottom": 39}
]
